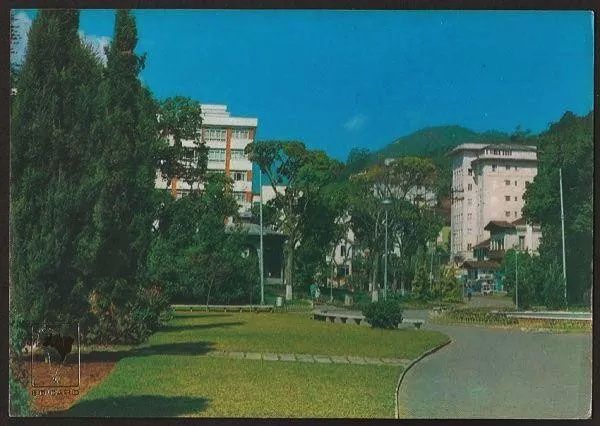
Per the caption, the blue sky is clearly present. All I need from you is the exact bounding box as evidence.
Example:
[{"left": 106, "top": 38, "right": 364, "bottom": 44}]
[{"left": 13, "top": 10, "right": 594, "bottom": 161}]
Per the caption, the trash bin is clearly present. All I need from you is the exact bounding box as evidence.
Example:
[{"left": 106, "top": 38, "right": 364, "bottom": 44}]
[{"left": 276, "top": 297, "right": 283, "bottom": 307}]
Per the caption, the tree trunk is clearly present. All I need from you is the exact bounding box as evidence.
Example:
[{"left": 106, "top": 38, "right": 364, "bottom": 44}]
[
  {"left": 370, "top": 251, "right": 379, "bottom": 295},
  {"left": 284, "top": 241, "right": 294, "bottom": 301}
]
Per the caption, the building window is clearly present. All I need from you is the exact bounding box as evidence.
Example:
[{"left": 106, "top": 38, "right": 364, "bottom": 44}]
[
  {"left": 340, "top": 245, "right": 346, "bottom": 257},
  {"left": 233, "top": 192, "right": 245, "bottom": 203},
  {"left": 232, "top": 171, "right": 246, "bottom": 181},
  {"left": 231, "top": 149, "right": 245, "bottom": 160},
  {"left": 182, "top": 147, "right": 198, "bottom": 165},
  {"left": 514, "top": 196, "right": 517, "bottom": 201},
  {"left": 204, "top": 127, "right": 226, "bottom": 143},
  {"left": 467, "top": 198, "right": 472, "bottom": 206},
  {"left": 208, "top": 148, "right": 226, "bottom": 162},
  {"left": 468, "top": 168, "right": 472, "bottom": 176},
  {"left": 519, "top": 235, "right": 525, "bottom": 250},
  {"left": 525, "top": 180, "right": 531, "bottom": 187},
  {"left": 492, "top": 165, "right": 497, "bottom": 171},
  {"left": 505, "top": 180, "right": 511, "bottom": 186},
  {"left": 514, "top": 211, "right": 517, "bottom": 218},
  {"left": 506, "top": 165, "right": 511, "bottom": 170},
  {"left": 514, "top": 180, "right": 518, "bottom": 186},
  {"left": 505, "top": 211, "right": 511, "bottom": 217},
  {"left": 232, "top": 128, "right": 250, "bottom": 139},
  {"left": 467, "top": 213, "right": 472, "bottom": 221},
  {"left": 505, "top": 195, "right": 511, "bottom": 201},
  {"left": 467, "top": 243, "right": 472, "bottom": 250},
  {"left": 467, "top": 183, "right": 472, "bottom": 191}
]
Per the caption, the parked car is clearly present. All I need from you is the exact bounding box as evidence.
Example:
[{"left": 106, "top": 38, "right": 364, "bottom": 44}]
[{"left": 481, "top": 282, "right": 493, "bottom": 295}]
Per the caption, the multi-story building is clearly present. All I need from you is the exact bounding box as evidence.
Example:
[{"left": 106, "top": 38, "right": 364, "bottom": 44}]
[
  {"left": 155, "top": 104, "right": 257, "bottom": 212},
  {"left": 449, "top": 143, "right": 537, "bottom": 261}
]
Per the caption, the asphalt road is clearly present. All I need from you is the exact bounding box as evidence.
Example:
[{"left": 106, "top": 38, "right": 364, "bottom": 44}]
[{"left": 397, "top": 321, "right": 592, "bottom": 419}]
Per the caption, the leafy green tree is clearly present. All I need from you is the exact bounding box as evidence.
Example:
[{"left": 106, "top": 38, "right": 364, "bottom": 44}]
[
  {"left": 157, "top": 96, "right": 207, "bottom": 189},
  {"left": 148, "top": 175, "right": 258, "bottom": 305},
  {"left": 523, "top": 111, "right": 593, "bottom": 305},
  {"left": 500, "top": 250, "right": 538, "bottom": 309},
  {"left": 348, "top": 157, "right": 442, "bottom": 298},
  {"left": 245, "top": 141, "right": 342, "bottom": 300},
  {"left": 411, "top": 246, "right": 429, "bottom": 300},
  {"left": 543, "top": 259, "right": 566, "bottom": 310}
]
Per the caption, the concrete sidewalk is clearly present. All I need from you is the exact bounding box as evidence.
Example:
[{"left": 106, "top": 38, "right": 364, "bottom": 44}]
[
  {"left": 397, "top": 323, "right": 592, "bottom": 419},
  {"left": 203, "top": 350, "right": 412, "bottom": 367}
]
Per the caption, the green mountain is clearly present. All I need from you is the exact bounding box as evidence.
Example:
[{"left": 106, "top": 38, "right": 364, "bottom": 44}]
[{"left": 377, "top": 125, "right": 509, "bottom": 160}]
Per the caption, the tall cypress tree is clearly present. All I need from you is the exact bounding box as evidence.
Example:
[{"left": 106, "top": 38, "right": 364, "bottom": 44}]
[
  {"left": 10, "top": 10, "right": 103, "bottom": 325},
  {"left": 87, "top": 10, "right": 162, "bottom": 341}
]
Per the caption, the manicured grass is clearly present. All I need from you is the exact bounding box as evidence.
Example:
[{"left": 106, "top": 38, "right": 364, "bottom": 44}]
[
  {"left": 68, "top": 356, "right": 400, "bottom": 417},
  {"left": 67, "top": 312, "right": 449, "bottom": 417},
  {"left": 144, "top": 311, "right": 449, "bottom": 359}
]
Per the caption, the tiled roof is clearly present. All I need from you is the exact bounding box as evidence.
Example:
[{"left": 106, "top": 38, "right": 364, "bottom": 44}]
[
  {"left": 473, "top": 238, "right": 491, "bottom": 249},
  {"left": 484, "top": 220, "right": 515, "bottom": 231},
  {"left": 460, "top": 260, "right": 501, "bottom": 270}
]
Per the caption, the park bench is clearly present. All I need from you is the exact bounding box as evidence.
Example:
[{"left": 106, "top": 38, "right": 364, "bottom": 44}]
[{"left": 173, "top": 304, "right": 274, "bottom": 313}]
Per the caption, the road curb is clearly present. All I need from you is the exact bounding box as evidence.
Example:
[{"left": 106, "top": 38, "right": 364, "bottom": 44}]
[{"left": 394, "top": 338, "right": 452, "bottom": 419}]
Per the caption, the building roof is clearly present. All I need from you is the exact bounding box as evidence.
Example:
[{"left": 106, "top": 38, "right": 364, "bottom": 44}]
[
  {"left": 200, "top": 103, "right": 258, "bottom": 127},
  {"left": 448, "top": 142, "right": 537, "bottom": 156},
  {"left": 226, "top": 222, "right": 285, "bottom": 237},
  {"left": 511, "top": 217, "right": 527, "bottom": 226},
  {"left": 447, "top": 143, "right": 489, "bottom": 156},
  {"left": 460, "top": 260, "right": 500, "bottom": 270},
  {"left": 484, "top": 220, "right": 515, "bottom": 231},
  {"left": 473, "top": 238, "right": 491, "bottom": 249},
  {"left": 482, "top": 143, "right": 537, "bottom": 152}
]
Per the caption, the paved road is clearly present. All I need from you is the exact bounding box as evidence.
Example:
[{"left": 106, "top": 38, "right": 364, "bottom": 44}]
[{"left": 398, "top": 321, "right": 592, "bottom": 419}]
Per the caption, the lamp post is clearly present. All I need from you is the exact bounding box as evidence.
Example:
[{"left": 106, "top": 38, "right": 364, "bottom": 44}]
[
  {"left": 513, "top": 244, "right": 519, "bottom": 311},
  {"left": 259, "top": 165, "right": 265, "bottom": 306},
  {"left": 559, "top": 168, "right": 567, "bottom": 305},
  {"left": 382, "top": 198, "right": 392, "bottom": 300}
]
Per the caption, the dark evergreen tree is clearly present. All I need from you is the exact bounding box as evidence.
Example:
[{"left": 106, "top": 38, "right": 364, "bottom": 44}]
[
  {"left": 11, "top": 10, "right": 103, "bottom": 326},
  {"left": 86, "top": 10, "right": 166, "bottom": 342}
]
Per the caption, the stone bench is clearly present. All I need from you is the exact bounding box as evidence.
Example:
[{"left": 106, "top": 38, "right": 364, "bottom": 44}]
[
  {"left": 313, "top": 310, "right": 424, "bottom": 329},
  {"left": 399, "top": 318, "right": 425, "bottom": 329}
]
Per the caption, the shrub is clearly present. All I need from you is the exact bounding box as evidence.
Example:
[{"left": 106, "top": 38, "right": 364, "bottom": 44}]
[
  {"left": 85, "top": 282, "right": 171, "bottom": 344},
  {"left": 9, "top": 371, "right": 31, "bottom": 417},
  {"left": 440, "top": 307, "right": 517, "bottom": 326},
  {"left": 362, "top": 300, "right": 403, "bottom": 329}
]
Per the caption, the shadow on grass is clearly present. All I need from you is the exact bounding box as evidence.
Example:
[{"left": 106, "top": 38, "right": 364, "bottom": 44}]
[
  {"left": 60, "top": 395, "right": 210, "bottom": 417},
  {"left": 84, "top": 341, "right": 215, "bottom": 362},
  {"left": 159, "top": 321, "right": 245, "bottom": 333}
]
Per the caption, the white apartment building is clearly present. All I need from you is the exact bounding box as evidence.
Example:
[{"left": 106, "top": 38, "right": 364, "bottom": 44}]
[
  {"left": 449, "top": 143, "right": 537, "bottom": 261},
  {"left": 155, "top": 104, "right": 258, "bottom": 212}
]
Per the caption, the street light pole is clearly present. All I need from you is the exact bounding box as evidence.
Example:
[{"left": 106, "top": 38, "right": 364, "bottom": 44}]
[
  {"left": 559, "top": 168, "right": 567, "bottom": 305},
  {"left": 259, "top": 166, "right": 265, "bottom": 306},
  {"left": 515, "top": 249, "right": 518, "bottom": 311},
  {"left": 384, "top": 208, "right": 388, "bottom": 301}
]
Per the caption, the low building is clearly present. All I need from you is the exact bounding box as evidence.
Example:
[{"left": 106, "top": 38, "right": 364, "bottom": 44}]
[{"left": 460, "top": 217, "right": 542, "bottom": 291}]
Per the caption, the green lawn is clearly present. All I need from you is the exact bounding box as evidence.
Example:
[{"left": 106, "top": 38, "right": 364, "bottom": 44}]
[
  {"left": 68, "top": 357, "right": 400, "bottom": 417},
  {"left": 67, "top": 312, "right": 449, "bottom": 417},
  {"left": 142, "top": 311, "right": 448, "bottom": 359}
]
